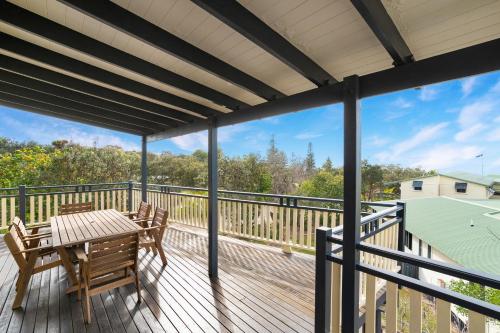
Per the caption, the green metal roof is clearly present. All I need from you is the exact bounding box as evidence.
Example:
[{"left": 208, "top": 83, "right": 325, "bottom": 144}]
[{"left": 403, "top": 197, "right": 500, "bottom": 276}]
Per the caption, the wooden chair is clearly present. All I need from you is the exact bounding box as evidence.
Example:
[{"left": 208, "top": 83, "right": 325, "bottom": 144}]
[
  {"left": 125, "top": 201, "right": 151, "bottom": 222},
  {"left": 10, "top": 217, "right": 52, "bottom": 249},
  {"left": 60, "top": 202, "right": 92, "bottom": 215},
  {"left": 135, "top": 207, "right": 168, "bottom": 266},
  {"left": 4, "top": 227, "right": 62, "bottom": 309},
  {"left": 74, "top": 233, "right": 141, "bottom": 324}
]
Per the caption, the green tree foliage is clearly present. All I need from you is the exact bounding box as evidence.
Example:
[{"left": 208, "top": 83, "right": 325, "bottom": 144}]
[
  {"left": 449, "top": 280, "right": 500, "bottom": 322},
  {"left": 305, "top": 142, "right": 316, "bottom": 177},
  {"left": 297, "top": 171, "right": 343, "bottom": 199},
  {"left": 322, "top": 157, "right": 334, "bottom": 173},
  {"left": 0, "top": 146, "right": 53, "bottom": 187},
  {"left": 266, "top": 136, "right": 291, "bottom": 194},
  {"left": 361, "top": 160, "right": 384, "bottom": 201}
]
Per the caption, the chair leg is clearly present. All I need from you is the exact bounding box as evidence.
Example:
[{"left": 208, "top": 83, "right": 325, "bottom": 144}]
[
  {"left": 84, "top": 282, "right": 91, "bottom": 324},
  {"left": 13, "top": 252, "right": 37, "bottom": 309}
]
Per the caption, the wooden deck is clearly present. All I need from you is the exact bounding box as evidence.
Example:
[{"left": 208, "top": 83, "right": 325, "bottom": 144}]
[{"left": 0, "top": 223, "right": 315, "bottom": 332}]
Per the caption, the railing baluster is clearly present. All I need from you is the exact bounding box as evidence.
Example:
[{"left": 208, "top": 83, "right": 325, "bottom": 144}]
[
  {"left": 386, "top": 281, "right": 398, "bottom": 333},
  {"left": 436, "top": 298, "right": 451, "bottom": 333},
  {"left": 365, "top": 274, "right": 377, "bottom": 333},
  {"left": 469, "top": 310, "right": 486, "bottom": 332},
  {"left": 409, "top": 289, "right": 422, "bottom": 333}
]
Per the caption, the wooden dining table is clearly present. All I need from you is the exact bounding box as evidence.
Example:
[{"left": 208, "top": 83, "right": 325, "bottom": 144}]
[{"left": 50, "top": 209, "right": 143, "bottom": 292}]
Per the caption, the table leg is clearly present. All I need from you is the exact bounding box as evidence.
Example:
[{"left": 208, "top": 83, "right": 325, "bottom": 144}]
[{"left": 57, "top": 246, "right": 78, "bottom": 289}]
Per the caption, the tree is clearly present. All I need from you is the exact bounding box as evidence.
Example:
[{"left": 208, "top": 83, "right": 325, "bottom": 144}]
[
  {"left": 322, "top": 157, "right": 334, "bottom": 173},
  {"left": 297, "top": 170, "right": 343, "bottom": 199},
  {"left": 305, "top": 142, "right": 316, "bottom": 176},
  {"left": 266, "top": 136, "right": 291, "bottom": 194},
  {"left": 361, "top": 160, "right": 384, "bottom": 201},
  {"left": 0, "top": 146, "right": 53, "bottom": 187}
]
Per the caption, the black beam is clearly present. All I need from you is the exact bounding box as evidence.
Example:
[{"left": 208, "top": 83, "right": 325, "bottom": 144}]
[
  {"left": 0, "top": 33, "right": 220, "bottom": 117},
  {"left": 192, "top": 0, "right": 336, "bottom": 86},
  {"left": 0, "top": 2, "right": 247, "bottom": 110},
  {"left": 207, "top": 117, "right": 218, "bottom": 278},
  {"left": 351, "top": 0, "right": 413, "bottom": 66},
  {"left": 0, "top": 96, "right": 145, "bottom": 135},
  {"left": 0, "top": 87, "right": 158, "bottom": 133},
  {"left": 150, "top": 37, "right": 500, "bottom": 141},
  {"left": 141, "top": 136, "right": 148, "bottom": 202},
  {"left": 0, "top": 69, "right": 176, "bottom": 129},
  {"left": 58, "top": 0, "right": 285, "bottom": 101},
  {"left": 341, "top": 75, "right": 361, "bottom": 332},
  {"left": 0, "top": 54, "right": 194, "bottom": 124}
]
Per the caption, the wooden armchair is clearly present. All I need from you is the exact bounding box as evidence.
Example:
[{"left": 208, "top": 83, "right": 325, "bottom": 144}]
[
  {"left": 126, "top": 201, "right": 151, "bottom": 223},
  {"left": 4, "top": 227, "right": 62, "bottom": 309},
  {"left": 10, "top": 217, "right": 52, "bottom": 249},
  {"left": 60, "top": 202, "right": 92, "bottom": 215},
  {"left": 135, "top": 207, "right": 168, "bottom": 266},
  {"left": 74, "top": 233, "right": 141, "bottom": 324}
]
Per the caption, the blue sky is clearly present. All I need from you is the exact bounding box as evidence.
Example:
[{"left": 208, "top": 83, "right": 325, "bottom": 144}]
[{"left": 1, "top": 70, "right": 499, "bottom": 174}]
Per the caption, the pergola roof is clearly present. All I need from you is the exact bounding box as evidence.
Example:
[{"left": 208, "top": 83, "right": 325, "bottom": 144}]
[{"left": 0, "top": 0, "right": 499, "bottom": 139}]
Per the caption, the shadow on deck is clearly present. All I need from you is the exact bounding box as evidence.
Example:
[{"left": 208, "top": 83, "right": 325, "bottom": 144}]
[{"left": 0, "top": 224, "right": 315, "bottom": 332}]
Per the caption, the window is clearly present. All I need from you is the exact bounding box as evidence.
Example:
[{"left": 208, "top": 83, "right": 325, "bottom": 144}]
[
  {"left": 455, "top": 182, "right": 467, "bottom": 193},
  {"left": 418, "top": 239, "right": 423, "bottom": 256},
  {"left": 405, "top": 231, "right": 413, "bottom": 250},
  {"left": 427, "top": 244, "right": 432, "bottom": 258},
  {"left": 412, "top": 180, "right": 423, "bottom": 191}
]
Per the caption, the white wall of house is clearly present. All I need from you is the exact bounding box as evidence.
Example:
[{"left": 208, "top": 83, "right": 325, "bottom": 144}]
[{"left": 401, "top": 175, "right": 492, "bottom": 200}]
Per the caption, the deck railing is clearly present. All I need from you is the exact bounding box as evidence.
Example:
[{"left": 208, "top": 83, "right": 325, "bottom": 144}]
[{"left": 315, "top": 203, "right": 500, "bottom": 333}]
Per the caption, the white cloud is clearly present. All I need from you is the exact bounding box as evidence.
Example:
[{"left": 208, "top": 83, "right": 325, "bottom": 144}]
[
  {"left": 454, "top": 123, "right": 485, "bottom": 142},
  {"left": 412, "top": 144, "right": 481, "bottom": 170},
  {"left": 461, "top": 77, "right": 477, "bottom": 97},
  {"left": 419, "top": 86, "right": 439, "bottom": 101},
  {"left": 486, "top": 128, "right": 500, "bottom": 142},
  {"left": 366, "top": 135, "right": 389, "bottom": 147},
  {"left": 295, "top": 132, "right": 323, "bottom": 140},
  {"left": 1, "top": 115, "right": 140, "bottom": 150},
  {"left": 392, "top": 97, "right": 413, "bottom": 109},
  {"left": 374, "top": 122, "right": 448, "bottom": 162},
  {"left": 384, "top": 110, "right": 409, "bottom": 121},
  {"left": 457, "top": 99, "right": 495, "bottom": 127},
  {"left": 495, "top": 115, "right": 500, "bottom": 123}
]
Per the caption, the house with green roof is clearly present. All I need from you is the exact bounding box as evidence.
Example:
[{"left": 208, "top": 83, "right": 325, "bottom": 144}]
[
  {"left": 403, "top": 197, "right": 500, "bottom": 280},
  {"left": 400, "top": 171, "right": 499, "bottom": 200}
]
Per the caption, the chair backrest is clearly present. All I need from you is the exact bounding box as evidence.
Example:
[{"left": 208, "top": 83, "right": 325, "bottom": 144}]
[
  {"left": 60, "top": 202, "right": 92, "bottom": 215},
  {"left": 88, "top": 233, "right": 139, "bottom": 278},
  {"left": 3, "top": 227, "right": 27, "bottom": 269},
  {"left": 137, "top": 201, "right": 151, "bottom": 220},
  {"left": 151, "top": 207, "right": 169, "bottom": 240},
  {"left": 10, "top": 216, "right": 27, "bottom": 238}
]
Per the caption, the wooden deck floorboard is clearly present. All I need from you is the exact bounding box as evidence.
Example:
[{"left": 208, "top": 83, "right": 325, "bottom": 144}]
[{"left": 0, "top": 224, "right": 315, "bottom": 332}]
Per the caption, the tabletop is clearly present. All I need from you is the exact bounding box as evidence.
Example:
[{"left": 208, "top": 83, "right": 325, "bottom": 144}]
[{"left": 51, "top": 209, "right": 142, "bottom": 247}]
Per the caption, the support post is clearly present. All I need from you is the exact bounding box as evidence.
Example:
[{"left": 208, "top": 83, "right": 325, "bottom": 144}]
[
  {"left": 128, "top": 180, "right": 133, "bottom": 212},
  {"left": 141, "top": 135, "right": 148, "bottom": 202},
  {"left": 207, "top": 117, "right": 218, "bottom": 278},
  {"left": 18, "top": 185, "right": 26, "bottom": 224},
  {"left": 397, "top": 201, "right": 407, "bottom": 274},
  {"left": 315, "top": 227, "right": 333, "bottom": 333},
  {"left": 341, "top": 75, "right": 361, "bottom": 332}
]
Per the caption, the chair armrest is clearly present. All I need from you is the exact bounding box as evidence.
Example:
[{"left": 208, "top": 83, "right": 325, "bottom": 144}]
[
  {"left": 73, "top": 247, "right": 88, "bottom": 263},
  {"left": 142, "top": 225, "right": 167, "bottom": 232},
  {"left": 19, "top": 244, "right": 54, "bottom": 254},
  {"left": 26, "top": 222, "right": 51, "bottom": 230},
  {"left": 23, "top": 232, "right": 52, "bottom": 239}
]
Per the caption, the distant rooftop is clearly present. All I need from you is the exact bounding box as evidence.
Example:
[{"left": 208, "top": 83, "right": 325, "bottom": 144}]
[
  {"left": 402, "top": 171, "right": 500, "bottom": 187},
  {"left": 402, "top": 197, "right": 500, "bottom": 276}
]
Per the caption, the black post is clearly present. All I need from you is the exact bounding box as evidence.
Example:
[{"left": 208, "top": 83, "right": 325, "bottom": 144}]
[
  {"left": 127, "top": 180, "right": 133, "bottom": 212},
  {"left": 341, "top": 75, "right": 361, "bottom": 332},
  {"left": 315, "top": 227, "right": 333, "bottom": 333},
  {"left": 141, "top": 135, "right": 148, "bottom": 202},
  {"left": 18, "top": 185, "right": 26, "bottom": 224},
  {"left": 208, "top": 117, "right": 218, "bottom": 278},
  {"left": 397, "top": 201, "right": 407, "bottom": 274},
  {"left": 375, "top": 309, "right": 383, "bottom": 333}
]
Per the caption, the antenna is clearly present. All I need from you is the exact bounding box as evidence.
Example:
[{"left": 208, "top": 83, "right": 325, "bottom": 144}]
[{"left": 470, "top": 219, "right": 475, "bottom": 227}]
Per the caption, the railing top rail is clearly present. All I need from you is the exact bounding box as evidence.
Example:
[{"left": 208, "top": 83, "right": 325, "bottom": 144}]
[
  {"left": 139, "top": 183, "right": 396, "bottom": 207},
  {"left": 26, "top": 182, "right": 129, "bottom": 190},
  {"left": 360, "top": 205, "right": 399, "bottom": 225}
]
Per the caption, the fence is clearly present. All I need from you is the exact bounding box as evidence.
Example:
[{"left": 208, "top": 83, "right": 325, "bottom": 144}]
[{"left": 315, "top": 203, "right": 500, "bottom": 333}]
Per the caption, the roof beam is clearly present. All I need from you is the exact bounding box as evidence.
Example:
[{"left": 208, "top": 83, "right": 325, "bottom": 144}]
[
  {"left": 0, "top": 94, "right": 150, "bottom": 135},
  {"left": 0, "top": 2, "right": 248, "bottom": 111},
  {"left": 0, "top": 81, "right": 165, "bottom": 133},
  {"left": 58, "top": 0, "right": 285, "bottom": 101},
  {"left": 192, "top": 0, "right": 336, "bottom": 86},
  {"left": 0, "top": 67, "right": 181, "bottom": 129},
  {"left": 0, "top": 33, "right": 220, "bottom": 118},
  {"left": 149, "top": 37, "right": 500, "bottom": 141},
  {"left": 0, "top": 54, "right": 195, "bottom": 123},
  {"left": 351, "top": 0, "right": 413, "bottom": 66}
]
